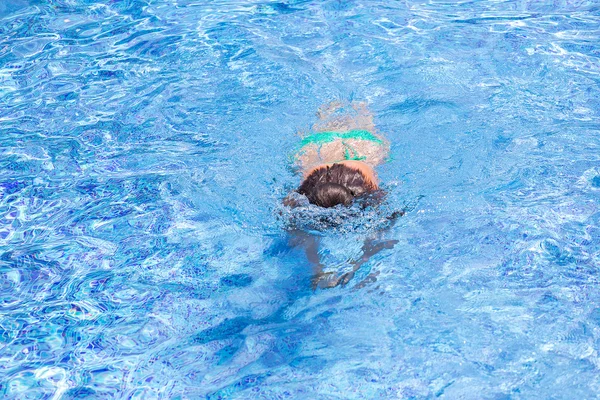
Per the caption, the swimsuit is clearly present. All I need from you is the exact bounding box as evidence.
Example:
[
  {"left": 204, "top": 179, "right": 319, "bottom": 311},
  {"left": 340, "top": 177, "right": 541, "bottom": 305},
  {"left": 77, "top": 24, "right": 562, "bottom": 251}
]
[{"left": 298, "top": 129, "right": 384, "bottom": 162}]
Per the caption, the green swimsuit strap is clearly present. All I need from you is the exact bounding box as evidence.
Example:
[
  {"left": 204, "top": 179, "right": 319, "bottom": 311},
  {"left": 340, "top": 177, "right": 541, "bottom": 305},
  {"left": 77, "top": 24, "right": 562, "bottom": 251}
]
[
  {"left": 298, "top": 129, "right": 383, "bottom": 161},
  {"left": 341, "top": 142, "right": 366, "bottom": 161},
  {"left": 299, "top": 129, "right": 383, "bottom": 148}
]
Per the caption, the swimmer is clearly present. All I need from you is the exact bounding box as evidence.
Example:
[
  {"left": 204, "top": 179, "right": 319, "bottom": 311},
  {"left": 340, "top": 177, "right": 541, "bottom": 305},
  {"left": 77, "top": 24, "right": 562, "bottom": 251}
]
[
  {"left": 281, "top": 101, "right": 399, "bottom": 289},
  {"left": 286, "top": 101, "right": 390, "bottom": 208}
]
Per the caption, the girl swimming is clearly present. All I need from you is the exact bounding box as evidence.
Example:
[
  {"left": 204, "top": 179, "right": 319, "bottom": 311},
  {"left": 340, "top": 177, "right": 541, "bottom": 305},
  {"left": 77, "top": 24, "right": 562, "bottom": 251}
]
[
  {"left": 288, "top": 101, "right": 390, "bottom": 208},
  {"left": 283, "top": 101, "right": 399, "bottom": 289}
]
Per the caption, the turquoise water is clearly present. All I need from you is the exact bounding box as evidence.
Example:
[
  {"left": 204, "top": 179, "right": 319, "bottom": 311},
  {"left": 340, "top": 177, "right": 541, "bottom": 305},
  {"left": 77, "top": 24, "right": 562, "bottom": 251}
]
[{"left": 2, "top": 0, "right": 600, "bottom": 398}]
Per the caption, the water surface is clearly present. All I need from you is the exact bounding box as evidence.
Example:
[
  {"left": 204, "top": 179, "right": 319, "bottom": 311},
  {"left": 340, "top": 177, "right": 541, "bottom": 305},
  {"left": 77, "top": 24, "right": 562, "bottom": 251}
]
[{"left": 1, "top": 0, "right": 600, "bottom": 398}]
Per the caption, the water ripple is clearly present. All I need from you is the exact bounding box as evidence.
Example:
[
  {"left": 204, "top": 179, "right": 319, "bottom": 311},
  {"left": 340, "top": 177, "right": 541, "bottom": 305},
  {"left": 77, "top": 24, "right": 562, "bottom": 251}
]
[{"left": 1, "top": 0, "right": 600, "bottom": 398}]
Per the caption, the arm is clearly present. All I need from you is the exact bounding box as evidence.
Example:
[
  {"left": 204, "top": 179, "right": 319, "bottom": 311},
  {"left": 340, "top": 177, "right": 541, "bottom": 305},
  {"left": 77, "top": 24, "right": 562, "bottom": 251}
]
[{"left": 291, "top": 230, "right": 398, "bottom": 290}]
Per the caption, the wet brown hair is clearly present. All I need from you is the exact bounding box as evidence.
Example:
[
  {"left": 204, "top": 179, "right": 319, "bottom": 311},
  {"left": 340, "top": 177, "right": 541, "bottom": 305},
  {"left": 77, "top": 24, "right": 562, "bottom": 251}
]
[{"left": 297, "top": 163, "right": 376, "bottom": 208}]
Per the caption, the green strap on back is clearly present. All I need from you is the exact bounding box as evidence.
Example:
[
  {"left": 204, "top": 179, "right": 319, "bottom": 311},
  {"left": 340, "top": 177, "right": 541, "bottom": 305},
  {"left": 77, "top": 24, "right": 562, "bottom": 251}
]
[
  {"left": 342, "top": 142, "right": 366, "bottom": 161},
  {"left": 299, "top": 129, "right": 382, "bottom": 161},
  {"left": 299, "top": 130, "right": 383, "bottom": 147}
]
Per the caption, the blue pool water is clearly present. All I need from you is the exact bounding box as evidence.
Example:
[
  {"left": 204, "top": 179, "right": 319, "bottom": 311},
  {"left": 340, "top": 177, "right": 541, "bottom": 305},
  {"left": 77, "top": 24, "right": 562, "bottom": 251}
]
[{"left": 2, "top": 0, "right": 600, "bottom": 398}]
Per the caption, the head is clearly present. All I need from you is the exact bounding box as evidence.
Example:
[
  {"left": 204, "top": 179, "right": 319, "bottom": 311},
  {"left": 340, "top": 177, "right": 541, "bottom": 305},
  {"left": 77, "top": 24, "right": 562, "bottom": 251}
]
[{"left": 297, "top": 163, "right": 376, "bottom": 208}]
